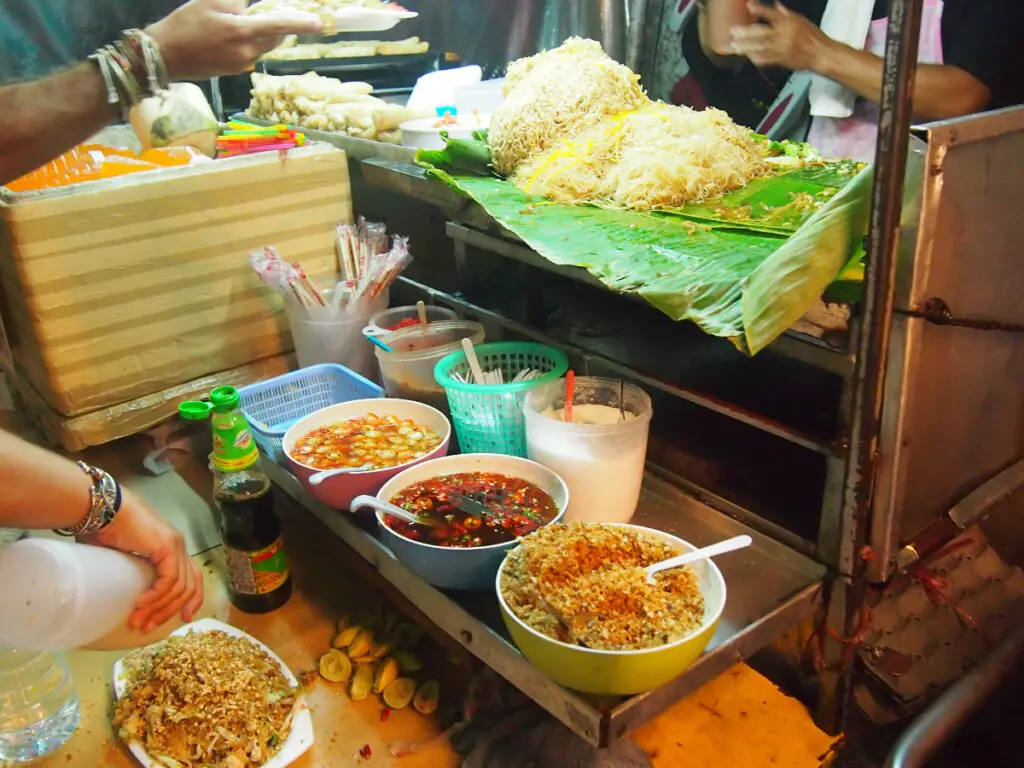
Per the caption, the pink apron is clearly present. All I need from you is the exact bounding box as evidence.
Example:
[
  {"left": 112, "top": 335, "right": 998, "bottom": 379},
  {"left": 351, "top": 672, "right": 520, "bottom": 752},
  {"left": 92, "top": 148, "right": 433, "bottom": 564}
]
[{"left": 807, "top": 0, "right": 945, "bottom": 162}]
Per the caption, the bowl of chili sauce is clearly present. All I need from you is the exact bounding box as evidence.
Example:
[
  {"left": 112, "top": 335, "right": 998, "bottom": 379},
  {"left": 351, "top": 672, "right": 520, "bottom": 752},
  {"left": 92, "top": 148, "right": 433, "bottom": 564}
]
[{"left": 372, "top": 454, "right": 569, "bottom": 590}]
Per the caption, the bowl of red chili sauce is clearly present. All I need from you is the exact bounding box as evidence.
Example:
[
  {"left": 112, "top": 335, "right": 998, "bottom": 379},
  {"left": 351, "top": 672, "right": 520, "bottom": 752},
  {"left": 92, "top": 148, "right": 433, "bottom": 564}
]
[{"left": 371, "top": 454, "right": 569, "bottom": 590}]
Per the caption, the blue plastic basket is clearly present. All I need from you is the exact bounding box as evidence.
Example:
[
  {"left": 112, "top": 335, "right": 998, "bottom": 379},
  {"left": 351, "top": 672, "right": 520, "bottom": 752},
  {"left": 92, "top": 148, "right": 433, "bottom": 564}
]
[
  {"left": 238, "top": 364, "right": 383, "bottom": 464},
  {"left": 434, "top": 342, "right": 568, "bottom": 457}
]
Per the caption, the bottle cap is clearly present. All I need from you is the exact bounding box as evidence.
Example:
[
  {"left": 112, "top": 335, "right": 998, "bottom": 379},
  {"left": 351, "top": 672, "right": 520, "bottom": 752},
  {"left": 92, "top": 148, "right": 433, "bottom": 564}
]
[
  {"left": 210, "top": 386, "right": 241, "bottom": 413},
  {"left": 178, "top": 400, "right": 212, "bottom": 420}
]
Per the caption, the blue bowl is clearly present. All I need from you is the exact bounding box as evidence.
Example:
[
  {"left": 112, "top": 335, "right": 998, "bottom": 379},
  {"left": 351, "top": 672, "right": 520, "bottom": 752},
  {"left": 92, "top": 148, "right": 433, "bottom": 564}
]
[{"left": 373, "top": 454, "right": 569, "bottom": 591}]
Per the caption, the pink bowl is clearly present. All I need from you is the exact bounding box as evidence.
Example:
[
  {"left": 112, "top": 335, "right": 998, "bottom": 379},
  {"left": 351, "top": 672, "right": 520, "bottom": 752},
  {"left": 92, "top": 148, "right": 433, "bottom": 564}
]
[{"left": 283, "top": 398, "right": 451, "bottom": 510}]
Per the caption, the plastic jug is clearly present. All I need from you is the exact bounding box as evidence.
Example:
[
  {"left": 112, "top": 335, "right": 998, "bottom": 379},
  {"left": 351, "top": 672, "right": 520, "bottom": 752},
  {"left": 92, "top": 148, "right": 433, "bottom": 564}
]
[{"left": 0, "top": 538, "right": 157, "bottom": 651}]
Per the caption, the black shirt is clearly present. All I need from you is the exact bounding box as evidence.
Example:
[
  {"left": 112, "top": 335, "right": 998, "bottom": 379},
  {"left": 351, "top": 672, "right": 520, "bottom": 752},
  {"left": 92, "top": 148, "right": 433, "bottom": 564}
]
[{"left": 680, "top": 0, "right": 1024, "bottom": 126}]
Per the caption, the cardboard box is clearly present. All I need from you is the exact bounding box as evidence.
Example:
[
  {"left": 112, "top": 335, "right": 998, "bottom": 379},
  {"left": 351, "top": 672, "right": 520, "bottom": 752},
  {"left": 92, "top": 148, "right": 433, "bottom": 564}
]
[
  {"left": 0, "top": 144, "right": 349, "bottom": 416},
  {"left": 3, "top": 354, "right": 294, "bottom": 453}
]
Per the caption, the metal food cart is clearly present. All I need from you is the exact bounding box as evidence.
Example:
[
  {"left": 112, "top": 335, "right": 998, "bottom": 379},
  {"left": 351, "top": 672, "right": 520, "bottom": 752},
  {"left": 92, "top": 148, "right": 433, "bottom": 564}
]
[{"left": 249, "top": 0, "right": 1024, "bottom": 755}]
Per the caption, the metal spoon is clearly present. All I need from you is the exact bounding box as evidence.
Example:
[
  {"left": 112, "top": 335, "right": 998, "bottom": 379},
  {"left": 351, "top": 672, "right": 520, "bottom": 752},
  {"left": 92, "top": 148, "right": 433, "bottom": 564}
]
[
  {"left": 309, "top": 465, "right": 370, "bottom": 486},
  {"left": 350, "top": 494, "right": 444, "bottom": 528},
  {"left": 644, "top": 535, "right": 753, "bottom": 584}
]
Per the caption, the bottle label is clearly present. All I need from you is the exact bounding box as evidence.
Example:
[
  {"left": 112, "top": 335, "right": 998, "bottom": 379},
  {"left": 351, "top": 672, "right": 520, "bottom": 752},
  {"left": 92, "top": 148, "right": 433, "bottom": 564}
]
[
  {"left": 225, "top": 537, "right": 289, "bottom": 596},
  {"left": 211, "top": 412, "right": 259, "bottom": 472}
]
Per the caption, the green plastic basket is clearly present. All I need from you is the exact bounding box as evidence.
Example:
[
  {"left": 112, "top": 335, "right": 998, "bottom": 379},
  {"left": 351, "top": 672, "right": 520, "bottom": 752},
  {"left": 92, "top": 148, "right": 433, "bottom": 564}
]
[{"left": 434, "top": 341, "right": 569, "bottom": 457}]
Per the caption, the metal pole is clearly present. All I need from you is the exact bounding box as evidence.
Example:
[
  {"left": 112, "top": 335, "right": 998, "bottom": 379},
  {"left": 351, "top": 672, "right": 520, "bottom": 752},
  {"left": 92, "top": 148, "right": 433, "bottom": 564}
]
[
  {"left": 817, "top": 0, "right": 926, "bottom": 732},
  {"left": 885, "top": 619, "right": 1024, "bottom": 768}
]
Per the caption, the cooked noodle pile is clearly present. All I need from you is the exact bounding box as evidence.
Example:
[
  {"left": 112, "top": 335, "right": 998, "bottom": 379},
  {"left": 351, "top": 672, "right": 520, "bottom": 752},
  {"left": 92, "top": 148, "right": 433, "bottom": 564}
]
[
  {"left": 488, "top": 37, "right": 647, "bottom": 176},
  {"left": 512, "top": 102, "right": 771, "bottom": 210},
  {"left": 490, "top": 39, "right": 771, "bottom": 210},
  {"left": 113, "top": 631, "right": 299, "bottom": 767}
]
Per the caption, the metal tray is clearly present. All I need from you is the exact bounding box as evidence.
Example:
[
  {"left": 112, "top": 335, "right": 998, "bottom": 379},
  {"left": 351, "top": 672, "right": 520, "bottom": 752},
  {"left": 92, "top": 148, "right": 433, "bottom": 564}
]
[{"left": 264, "top": 460, "right": 825, "bottom": 746}]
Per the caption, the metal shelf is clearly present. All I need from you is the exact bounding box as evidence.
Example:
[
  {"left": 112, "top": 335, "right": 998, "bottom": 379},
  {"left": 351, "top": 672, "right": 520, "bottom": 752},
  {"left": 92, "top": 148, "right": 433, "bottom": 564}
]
[
  {"left": 391, "top": 276, "right": 830, "bottom": 554},
  {"left": 397, "top": 264, "right": 845, "bottom": 459},
  {"left": 360, "top": 157, "right": 857, "bottom": 376},
  {"left": 264, "top": 460, "right": 825, "bottom": 747}
]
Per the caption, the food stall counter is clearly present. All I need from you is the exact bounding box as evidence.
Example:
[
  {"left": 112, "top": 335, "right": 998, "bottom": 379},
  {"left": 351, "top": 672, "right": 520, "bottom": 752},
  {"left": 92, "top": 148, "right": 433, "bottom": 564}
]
[{"left": 0, "top": 405, "right": 837, "bottom": 767}]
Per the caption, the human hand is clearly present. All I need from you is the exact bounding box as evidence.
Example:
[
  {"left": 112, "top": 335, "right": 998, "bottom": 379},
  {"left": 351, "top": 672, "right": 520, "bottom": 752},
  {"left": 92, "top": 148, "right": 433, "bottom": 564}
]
[
  {"left": 81, "top": 489, "right": 203, "bottom": 633},
  {"left": 730, "top": 1, "right": 833, "bottom": 72},
  {"left": 145, "top": 0, "right": 323, "bottom": 81}
]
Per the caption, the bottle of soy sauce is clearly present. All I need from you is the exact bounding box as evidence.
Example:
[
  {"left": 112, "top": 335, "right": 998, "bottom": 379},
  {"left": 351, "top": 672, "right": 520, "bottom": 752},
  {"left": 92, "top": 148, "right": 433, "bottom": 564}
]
[{"left": 179, "top": 387, "right": 291, "bottom": 613}]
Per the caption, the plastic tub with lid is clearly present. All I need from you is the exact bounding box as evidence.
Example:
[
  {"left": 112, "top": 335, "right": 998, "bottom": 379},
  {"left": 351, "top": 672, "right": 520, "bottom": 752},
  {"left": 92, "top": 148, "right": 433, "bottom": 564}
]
[
  {"left": 363, "top": 304, "right": 459, "bottom": 337},
  {"left": 375, "top": 320, "right": 485, "bottom": 416},
  {"left": 523, "top": 377, "right": 652, "bottom": 524}
]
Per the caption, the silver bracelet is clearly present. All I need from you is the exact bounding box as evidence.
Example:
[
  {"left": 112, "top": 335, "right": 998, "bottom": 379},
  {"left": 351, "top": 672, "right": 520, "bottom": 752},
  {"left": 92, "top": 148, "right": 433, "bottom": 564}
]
[
  {"left": 88, "top": 51, "right": 124, "bottom": 117},
  {"left": 125, "top": 29, "right": 169, "bottom": 94},
  {"left": 54, "top": 462, "right": 121, "bottom": 537}
]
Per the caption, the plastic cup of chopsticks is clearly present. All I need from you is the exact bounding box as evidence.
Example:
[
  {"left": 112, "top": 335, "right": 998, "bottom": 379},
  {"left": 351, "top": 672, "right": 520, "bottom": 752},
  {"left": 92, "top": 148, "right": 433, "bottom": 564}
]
[
  {"left": 286, "top": 289, "right": 389, "bottom": 382},
  {"left": 523, "top": 377, "right": 652, "bottom": 524}
]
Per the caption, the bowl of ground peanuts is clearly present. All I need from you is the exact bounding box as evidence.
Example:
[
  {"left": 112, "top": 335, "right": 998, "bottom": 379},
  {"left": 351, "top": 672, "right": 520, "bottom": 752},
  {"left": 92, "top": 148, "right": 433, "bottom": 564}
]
[{"left": 496, "top": 521, "right": 726, "bottom": 695}]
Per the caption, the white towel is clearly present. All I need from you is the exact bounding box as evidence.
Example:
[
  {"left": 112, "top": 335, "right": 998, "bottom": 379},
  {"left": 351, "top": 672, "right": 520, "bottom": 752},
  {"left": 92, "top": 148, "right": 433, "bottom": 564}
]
[{"left": 808, "top": 0, "right": 875, "bottom": 118}]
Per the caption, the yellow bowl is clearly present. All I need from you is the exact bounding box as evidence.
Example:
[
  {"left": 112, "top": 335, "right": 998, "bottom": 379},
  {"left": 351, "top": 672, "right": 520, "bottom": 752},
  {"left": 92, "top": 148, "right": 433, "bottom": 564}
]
[{"left": 496, "top": 524, "right": 726, "bottom": 696}]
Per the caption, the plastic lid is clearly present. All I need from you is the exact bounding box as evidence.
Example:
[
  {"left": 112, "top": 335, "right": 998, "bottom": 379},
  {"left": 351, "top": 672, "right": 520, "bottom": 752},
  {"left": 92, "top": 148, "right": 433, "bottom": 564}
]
[
  {"left": 210, "top": 386, "right": 241, "bottom": 413},
  {"left": 179, "top": 400, "right": 212, "bottom": 420}
]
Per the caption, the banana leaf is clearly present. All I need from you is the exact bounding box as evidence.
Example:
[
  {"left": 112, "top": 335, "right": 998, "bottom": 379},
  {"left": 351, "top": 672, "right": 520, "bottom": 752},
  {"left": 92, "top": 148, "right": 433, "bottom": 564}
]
[
  {"left": 418, "top": 146, "right": 871, "bottom": 354},
  {"left": 668, "top": 159, "right": 866, "bottom": 236},
  {"left": 740, "top": 167, "right": 873, "bottom": 354}
]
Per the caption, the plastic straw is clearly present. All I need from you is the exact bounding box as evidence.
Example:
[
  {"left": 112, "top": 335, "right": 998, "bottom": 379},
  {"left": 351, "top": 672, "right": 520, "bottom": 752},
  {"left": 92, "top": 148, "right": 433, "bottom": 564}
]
[{"left": 367, "top": 335, "right": 394, "bottom": 353}]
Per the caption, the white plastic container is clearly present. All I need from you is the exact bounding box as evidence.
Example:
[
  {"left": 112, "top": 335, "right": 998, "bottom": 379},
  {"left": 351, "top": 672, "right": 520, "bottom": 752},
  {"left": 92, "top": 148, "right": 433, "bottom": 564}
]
[
  {"left": 453, "top": 78, "right": 505, "bottom": 116},
  {"left": 399, "top": 113, "right": 491, "bottom": 151},
  {"left": 407, "top": 66, "right": 482, "bottom": 111},
  {"left": 524, "top": 377, "right": 652, "bottom": 524},
  {"left": 0, "top": 538, "right": 156, "bottom": 651},
  {"left": 286, "top": 290, "right": 388, "bottom": 382}
]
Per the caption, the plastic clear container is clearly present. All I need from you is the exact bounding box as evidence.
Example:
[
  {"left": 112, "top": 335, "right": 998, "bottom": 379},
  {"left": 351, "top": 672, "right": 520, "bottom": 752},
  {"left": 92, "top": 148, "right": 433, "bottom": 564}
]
[
  {"left": 0, "top": 649, "right": 79, "bottom": 763},
  {"left": 523, "top": 377, "right": 652, "bottom": 524},
  {"left": 285, "top": 290, "right": 388, "bottom": 381},
  {"left": 375, "top": 320, "right": 485, "bottom": 416},
  {"left": 363, "top": 305, "right": 459, "bottom": 337}
]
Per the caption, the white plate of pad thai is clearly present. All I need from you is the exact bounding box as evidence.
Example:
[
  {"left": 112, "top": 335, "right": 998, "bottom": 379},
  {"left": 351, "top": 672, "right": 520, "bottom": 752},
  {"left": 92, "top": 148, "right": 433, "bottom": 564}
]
[{"left": 112, "top": 619, "right": 314, "bottom": 768}]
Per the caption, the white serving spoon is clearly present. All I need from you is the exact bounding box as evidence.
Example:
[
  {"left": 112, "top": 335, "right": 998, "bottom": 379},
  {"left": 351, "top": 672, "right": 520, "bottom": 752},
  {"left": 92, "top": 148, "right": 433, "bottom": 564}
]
[
  {"left": 309, "top": 465, "right": 369, "bottom": 486},
  {"left": 350, "top": 494, "right": 443, "bottom": 528},
  {"left": 645, "top": 534, "right": 753, "bottom": 584}
]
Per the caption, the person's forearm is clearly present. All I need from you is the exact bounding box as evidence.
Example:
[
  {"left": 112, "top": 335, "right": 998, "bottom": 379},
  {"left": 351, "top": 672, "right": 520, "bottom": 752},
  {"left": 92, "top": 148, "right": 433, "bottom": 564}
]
[
  {"left": 0, "top": 63, "right": 118, "bottom": 186},
  {"left": 814, "top": 41, "right": 991, "bottom": 121},
  {"left": 0, "top": 429, "right": 92, "bottom": 529},
  {"left": 700, "top": 1, "right": 757, "bottom": 62}
]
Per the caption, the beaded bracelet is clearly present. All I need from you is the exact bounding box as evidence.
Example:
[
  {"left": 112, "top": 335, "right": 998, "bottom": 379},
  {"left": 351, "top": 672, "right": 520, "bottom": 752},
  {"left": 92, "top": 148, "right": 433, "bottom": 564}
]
[{"left": 53, "top": 462, "right": 122, "bottom": 537}]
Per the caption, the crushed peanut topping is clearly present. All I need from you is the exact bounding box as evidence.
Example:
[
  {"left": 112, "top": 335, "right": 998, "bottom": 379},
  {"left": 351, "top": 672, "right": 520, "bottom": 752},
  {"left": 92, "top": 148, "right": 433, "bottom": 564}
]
[
  {"left": 501, "top": 522, "right": 706, "bottom": 650},
  {"left": 113, "top": 631, "right": 298, "bottom": 767}
]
